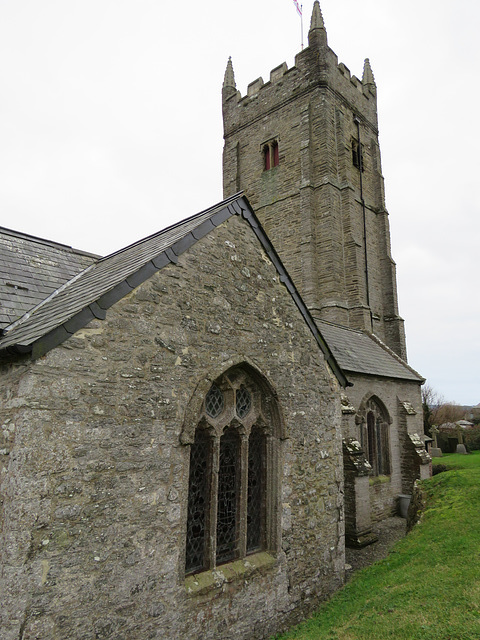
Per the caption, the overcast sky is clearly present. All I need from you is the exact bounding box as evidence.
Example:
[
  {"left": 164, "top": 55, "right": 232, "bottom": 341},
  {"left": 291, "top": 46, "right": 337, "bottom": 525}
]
[{"left": 0, "top": 0, "right": 478, "bottom": 405}]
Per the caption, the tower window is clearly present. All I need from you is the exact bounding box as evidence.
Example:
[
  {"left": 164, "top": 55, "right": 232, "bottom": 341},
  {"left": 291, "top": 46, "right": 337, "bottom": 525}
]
[
  {"left": 352, "top": 138, "right": 364, "bottom": 171},
  {"left": 263, "top": 145, "right": 271, "bottom": 171},
  {"left": 263, "top": 140, "right": 279, "bottom": 171}
]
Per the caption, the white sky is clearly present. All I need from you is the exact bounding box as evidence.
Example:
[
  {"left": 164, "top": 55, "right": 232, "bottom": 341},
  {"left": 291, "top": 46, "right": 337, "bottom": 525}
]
[{"left": 0, "top": 0, "right": 478, "bottom": 405}]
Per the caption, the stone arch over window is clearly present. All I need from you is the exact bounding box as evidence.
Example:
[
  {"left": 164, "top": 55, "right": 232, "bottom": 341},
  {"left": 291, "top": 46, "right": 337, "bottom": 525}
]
[
  {"left": 357, "top": 395, "right": 391, "bottom": 476},
  {"left": 183, "top": 363, "right": 283, "bottom": 575}
]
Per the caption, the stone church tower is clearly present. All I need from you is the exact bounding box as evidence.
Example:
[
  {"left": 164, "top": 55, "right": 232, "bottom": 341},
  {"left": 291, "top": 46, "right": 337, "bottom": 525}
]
[{"left": 222, "top": 0, "right": 407, "bottom": 360}]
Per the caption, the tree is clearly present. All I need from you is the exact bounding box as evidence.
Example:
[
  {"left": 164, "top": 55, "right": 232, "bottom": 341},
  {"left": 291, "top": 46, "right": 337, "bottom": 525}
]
[
  {"left": 422, "top": 384, "right": 466, "bottom": 435},
  {"left": 422, "top": 384, "right": 443, "bottom": 435},
  {"left": 433, "top": 403, "right": 466, "bottom": 426}
]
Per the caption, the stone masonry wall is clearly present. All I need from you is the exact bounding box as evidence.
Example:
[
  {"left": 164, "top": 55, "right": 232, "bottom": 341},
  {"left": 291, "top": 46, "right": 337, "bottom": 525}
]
[
  {"left": 0, "top": 215, "right": 344, "bottom": 640},
  {"left": 0, "top": 359, "right": 25, "bottom": 531}
]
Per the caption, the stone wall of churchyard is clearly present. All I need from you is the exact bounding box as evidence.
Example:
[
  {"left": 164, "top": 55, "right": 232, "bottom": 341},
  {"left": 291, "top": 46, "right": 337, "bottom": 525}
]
[
  {"left": 341, "top": 372, "right": 423, "bottom": 521},
  {"left": 0, "top": 215, "right": 344, "bottom": 640}
]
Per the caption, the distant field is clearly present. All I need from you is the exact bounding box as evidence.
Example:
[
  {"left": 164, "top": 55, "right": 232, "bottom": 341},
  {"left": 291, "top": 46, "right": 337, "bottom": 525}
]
[{"left": 273, "top": 451, "right": 480, "bottom": 640}]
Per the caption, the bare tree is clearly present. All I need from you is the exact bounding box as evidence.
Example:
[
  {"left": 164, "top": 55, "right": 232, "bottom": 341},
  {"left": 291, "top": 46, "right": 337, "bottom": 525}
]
[
  {"left": 422, "top": 384, "right": 443, "bottom": 435},
  {"left": 422, "top": 384, "right": 466, "bottom": 434},
  {"left": 433, "top": 403, "right": 466, "bottom": 426}
]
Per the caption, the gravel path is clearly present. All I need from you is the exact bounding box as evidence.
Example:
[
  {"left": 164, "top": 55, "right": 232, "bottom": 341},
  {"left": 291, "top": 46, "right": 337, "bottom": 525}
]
[{"left": 345, "top": 516, "right": 407, "bottom": 579}]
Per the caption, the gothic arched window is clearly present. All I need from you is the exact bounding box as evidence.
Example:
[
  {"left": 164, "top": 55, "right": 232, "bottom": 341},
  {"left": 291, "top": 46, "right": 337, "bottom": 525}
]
[
  {"left": 185, "top": 367, "right": 279, "bottom": 575},
  {"left": 363, "top": 397, "right": 390, "bottom": 476}
]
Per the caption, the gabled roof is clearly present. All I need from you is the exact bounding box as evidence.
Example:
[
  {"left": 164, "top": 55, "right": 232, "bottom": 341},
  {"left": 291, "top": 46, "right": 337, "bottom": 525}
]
[
  {"left": 0, "top": 194, "right": 349, "bottom": 388},
  {"left": 0, "top": 227, "right": 98, "bottom": 328},
  {"left": 316, "top": 320, "right": 423, "bottom": 383}
]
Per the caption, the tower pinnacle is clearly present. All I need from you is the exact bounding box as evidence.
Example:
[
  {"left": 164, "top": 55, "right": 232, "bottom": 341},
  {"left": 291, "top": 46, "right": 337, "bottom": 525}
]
[
  {"left": 222, "top": 57, "right": 237, "bottom": 100},
  {"left": 308, "top": 1, "right": 327, "bottom": 49},
  {"left": 362, "top": 58, "right": 376, "bottom": 94}
]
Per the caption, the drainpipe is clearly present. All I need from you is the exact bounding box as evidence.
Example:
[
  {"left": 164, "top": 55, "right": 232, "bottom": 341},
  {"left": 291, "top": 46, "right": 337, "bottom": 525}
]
[{"left": 354, "top": 116, "right": 372, "bottom": 328}]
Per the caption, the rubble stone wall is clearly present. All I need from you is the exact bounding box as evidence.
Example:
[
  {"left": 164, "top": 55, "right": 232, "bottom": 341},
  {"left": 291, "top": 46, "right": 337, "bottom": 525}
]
[{"left": 0, "top": 215, "right": 344, "bottom": 640}]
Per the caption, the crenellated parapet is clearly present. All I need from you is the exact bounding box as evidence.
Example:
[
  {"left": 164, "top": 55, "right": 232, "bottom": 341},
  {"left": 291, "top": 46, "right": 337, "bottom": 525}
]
[
  {"left": 223, "top": 1, "right": 378, "bottom": 140},
  {"left": 223, "top": 50, "right": 378, "bottom": 138}
]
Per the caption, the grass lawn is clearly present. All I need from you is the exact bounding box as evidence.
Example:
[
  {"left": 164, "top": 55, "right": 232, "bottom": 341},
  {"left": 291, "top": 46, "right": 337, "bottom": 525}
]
[{"left": 273, "top": 451, "right": 480, "bottom": 640}]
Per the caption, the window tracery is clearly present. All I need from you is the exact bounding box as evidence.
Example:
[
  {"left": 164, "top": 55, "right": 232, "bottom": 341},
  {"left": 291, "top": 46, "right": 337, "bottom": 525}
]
[
  {"left": 236, "top": 385, "right": 251, "bottom": 418},
  {"left": 205, "top": 384, "right": 224, "bottom": 418}
]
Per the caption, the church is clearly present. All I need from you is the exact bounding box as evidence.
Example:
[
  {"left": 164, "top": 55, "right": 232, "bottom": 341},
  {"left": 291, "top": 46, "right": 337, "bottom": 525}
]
[{"left": 0, "top": 3, "right": 429, "bottom": 639}]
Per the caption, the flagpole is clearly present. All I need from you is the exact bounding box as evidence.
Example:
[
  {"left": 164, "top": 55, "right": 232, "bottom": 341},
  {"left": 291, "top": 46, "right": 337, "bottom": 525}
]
[
  {"left": 293, "top": 0, "right": 303, "bottom": 49},
  {"left": 301, "top": 5, "right": 304, "bottom": 49}
]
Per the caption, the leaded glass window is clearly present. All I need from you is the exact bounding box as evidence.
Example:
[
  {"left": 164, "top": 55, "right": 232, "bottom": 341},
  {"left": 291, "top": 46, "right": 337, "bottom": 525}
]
[
  {"left": 367, "top": 411, "right": 377, "bottom": 473},
  {"left": 184, "top": 367, "right": 280, "bottom": 576},
  {"left": 216, "top": 428, "right": 240, "bottom": 564},
  {"left": 236, "top": 386, "right": 251, "bottom": 419},
  {"left": 205, "top": 384, "right": 224, "bottom": 418},
  {"left": 185, "top": 429, "right": 210, "bottom": 574},
  {"left": 364, "top": 397, "right": 390, "bottom": 476}
]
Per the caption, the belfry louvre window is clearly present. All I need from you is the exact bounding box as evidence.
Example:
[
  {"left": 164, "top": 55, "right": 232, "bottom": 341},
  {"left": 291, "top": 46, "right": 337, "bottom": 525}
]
[
  {"left": 352, "top": 138, "right": 364, "bottom": 171},
  {"left": 263, "top": 139, "right": 279, "bottom": 171},
  {"left": 185, "top": 368, "right": 280, "bottom": 575}
]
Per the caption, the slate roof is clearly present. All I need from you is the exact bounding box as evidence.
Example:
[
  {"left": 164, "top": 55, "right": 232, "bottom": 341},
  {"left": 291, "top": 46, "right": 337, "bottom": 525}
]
[
  {"left": 0, "top": 227, "right": 98, "bottom": 328},
  {"left": 0, "top": 195, "right": 349, "bottom": 388},
  {"left": 316, "top": 320, "right": 423, "bottom": 382}
]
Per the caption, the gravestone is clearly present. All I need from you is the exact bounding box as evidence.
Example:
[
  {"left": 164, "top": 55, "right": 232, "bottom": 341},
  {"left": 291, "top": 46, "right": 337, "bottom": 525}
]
[
  {"left": 455, "top": 425, "right": 468, "bottom": 454},
  {"left": 430, "top": 425, "right": 442, "bottom": 457}
]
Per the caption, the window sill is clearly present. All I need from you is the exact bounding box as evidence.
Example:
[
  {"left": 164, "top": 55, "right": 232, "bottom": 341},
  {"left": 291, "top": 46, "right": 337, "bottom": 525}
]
[{"left": 184, "top": 551, "right": 276, "bottom": 597}]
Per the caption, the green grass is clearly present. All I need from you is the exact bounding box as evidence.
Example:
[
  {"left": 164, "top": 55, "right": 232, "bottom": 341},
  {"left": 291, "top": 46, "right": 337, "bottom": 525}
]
[{"left": 273, "top": 451, "right": 480, "bottom": 640}]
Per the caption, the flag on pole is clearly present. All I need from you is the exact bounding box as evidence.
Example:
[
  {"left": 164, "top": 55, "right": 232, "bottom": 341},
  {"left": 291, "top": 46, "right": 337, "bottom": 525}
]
[{"left": 293, "top": 0, "right": 302, "bottom": 17}]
